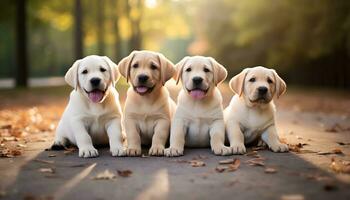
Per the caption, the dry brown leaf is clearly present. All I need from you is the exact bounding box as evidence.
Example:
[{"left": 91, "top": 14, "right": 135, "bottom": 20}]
[
  {"left": 38, "top": 168, "right": 55, "bottom": 174},
  {"left": 215, "top": 166, "right": 227, "bottom": 173},
  {"left": 34, "top": 159, "right": 54, "bottom": 164},
  {"left": 117, "top": 170, "right": 132, "bottom": 177},
  {"left": 219, "top": 158, "right": 235, "bottom": 164},
  {"left": 17, "top": 143, "right": 27, "bottom": 148},
  {"left": 93, "top": 170, "right": 116, "bottom": 180},
  {"left": 332, "top": 148, "right": 343, "bottom": 154},
  {"left": 190, "top": 160, "right": 206, "bottom": 167},
  {"left": 280, "top": 194, "right": 305, "bottom": 200},
  {"left": 317, "top": 149, "right": 343, "bottom": 155},
  {"left": 330, "top": 159, "right": 350, "bottom": 174},
  {"left": 265, "top": 167, "right": 277, "bottom": 174},
  {"left": 246, "top": 158, "right": 265, "bottom": 166},
  {"left": 245, "top": 151, "right": 259, "bottom": 157},
  {"left": 227, "top": 159, "right": 240, "bottom": 171},
  {"left": 0, "top": 124, "right": 12, "bottom": 129}
]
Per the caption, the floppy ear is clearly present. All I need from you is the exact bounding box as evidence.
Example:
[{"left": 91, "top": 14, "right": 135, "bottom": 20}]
[
  {"left": 65, "top": 59, "right": 81, "bottom": 90},
  {"left": 118, "top": 51, "right": 137, "bottom": 82},
  {"left": 175, "top": 56, "right": 190, "bottom": 85},
  {"left": 102, "top": 56, "right": 120, "bottom": 86},
  {"left": 271, "top": 69, "right": 287, "bottom": 98},
  {"left": 229, "top": 68, "right": 249, "bottom": 96},
  {"left": 157, "top": 53, "right": 175, "bottom": 85},
  {"left": 208, "top": 57, "right": 227, "bottom": 86}
]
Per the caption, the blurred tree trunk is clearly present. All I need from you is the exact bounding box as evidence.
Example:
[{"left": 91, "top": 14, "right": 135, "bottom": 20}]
[
  {"left": 111, "top": 0, "right": 122, "bottom": 60},
  {"left": 74, "top": 0, "right": 83, "bottom": 59},
  {"left": 126, "top": 0, "right": 143, "bottom": 52},
  {"left": 15, "top": 0, "right": 28, "bottom": 87},
  {"left": 97, "top": 0, "right": 105, "bottom": 55}
]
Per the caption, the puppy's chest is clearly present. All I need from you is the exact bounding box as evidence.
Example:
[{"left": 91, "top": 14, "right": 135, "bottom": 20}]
[
  {"left": 239, "top": 114, "right": 273, "bottom": 143},
  {"left": 184, "top": 118, "right": 214, "bottom": 147}
]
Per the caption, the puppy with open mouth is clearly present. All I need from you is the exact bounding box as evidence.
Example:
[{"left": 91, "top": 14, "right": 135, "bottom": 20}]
[
  {"left": 165, "top": 56, "right": 231, "bottom": 156},
  {"left": 224, "top": 66, "right": 288, "bottom": 154},
  {"left": 118, "top": 50, "right": 176, "bottom": 156},
  {"left": 51, "top": 55, "right": 125, "bottom": 158}
]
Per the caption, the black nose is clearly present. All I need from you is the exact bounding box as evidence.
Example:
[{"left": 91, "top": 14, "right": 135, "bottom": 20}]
[
  {"left": 258, "top": 86, "right": 268, "bottom": 95},
  {"left": 138, "top": 74, "right": 149, "bottom": 83},
  {"left": 90, "top": 78, "right": 101, "bottom": 87},
  {"left": 192, "top": 77, "right": 203, "bottom": 85}
]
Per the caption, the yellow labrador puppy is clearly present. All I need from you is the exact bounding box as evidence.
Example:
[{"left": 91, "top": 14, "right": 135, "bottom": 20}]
[
  {"left": 224, "top": 66, "right": 288, "bottom": 154},
  {"left": 165, "top": 56, "right": 231, "bottom": 157},
  {"left": 52, "top": 55, "right": 125, "bottom": 158},
  {"left": 118, "top": 50, "right": 176, "bottom": 156}
]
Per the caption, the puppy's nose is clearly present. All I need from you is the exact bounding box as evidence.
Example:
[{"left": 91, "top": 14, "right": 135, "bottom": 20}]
[
  {"left": 258, "top": 86, "right": 268, "bottom": 95},
  {"left": 192, "top": 77, "right": 203, "bottom": 85},
  {"left": 90, "top": 78, "right": 101, "bottom": 87},
  {"left": 138, "top": 74, "right": 149, "bottom": 83}
]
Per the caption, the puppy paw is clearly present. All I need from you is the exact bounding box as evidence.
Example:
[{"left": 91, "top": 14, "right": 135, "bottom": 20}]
[
  {"left": 126, "top": 147, "right": 142, "bottom": 156},
  {"left": 230, "top": 143, "right": 246, "bottom": 154},
  {"left": 79, "top": 146, "right": 99, "bottom": 158},
  {"left": 110, "top": 147, "right": 126, "bottom": 157},
  {"left": 211, "top": 145, "right": 232, "bottom": 156},
  {"left": 149, "top": 145, "right": 165, "bottom": 156},
  {"left": 164, "top": 147, "right": 183, "bottom": 157},
  {"left": 269, "top": 142, "right": 289, "bottom": 153}
]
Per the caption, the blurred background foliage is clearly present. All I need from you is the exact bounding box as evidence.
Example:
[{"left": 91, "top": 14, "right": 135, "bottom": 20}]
[{"left": 0, "top": 0, "right": 349, "bottom": 88}]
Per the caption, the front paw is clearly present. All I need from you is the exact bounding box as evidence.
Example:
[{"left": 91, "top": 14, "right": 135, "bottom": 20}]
[
  {"left": 164, "top": 147, "right": 183, "bottom": 157},
  {"left": 79, "top": 146, "right": 99, "bottom": 158},
  {"left": 149, "top": 145, "right": 165, "bottom": 156},
  {"left": 230, "top": 143, "right": 246, "bottom": 154},
  {"left": 110, "top": 147, "right": 126, "bottom": 157},
  {"left": 212, "top": 145, "right": 232, "bottom": 156},
  {"left": 126, "top": 147, "right": 142, "bottom": 156},
  {"left": 269, "top": 142, "right": 289, "bottom": 152}
]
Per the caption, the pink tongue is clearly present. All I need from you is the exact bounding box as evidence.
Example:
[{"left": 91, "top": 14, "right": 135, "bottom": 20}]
[
  {"left": 136, "top": 86, "right": 148, "bottom": 94},
  {"left": 190, "top": 89, "right": 206, "bottom": 100},
  {"left": 88, "top": 90, "right": 104, "bottom": 103}
]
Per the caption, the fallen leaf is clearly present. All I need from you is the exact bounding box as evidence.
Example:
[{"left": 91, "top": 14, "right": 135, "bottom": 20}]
[
  {"left": 190, "top": 160, "right": 205, "bottom": 167},
  {"left": 245, "top": 151, "right": 259, "bottom": 157},
  {"left": 117, "top": 170, "right": 132, "bottom": 177},
  {"left": 330, "top": 159, "right": 350, "bottom": 174},
  {"left": 280, "top": 194, "right": 305, "bottom": 200},
  {"left": 17, "top": 143, "right": 27, "bottom": 148},
  {"left": 215, "top": 166, "right": 227, "bottom": 173},
  {"left": 323, "top": 182, "right": 338, "bottom": 191},
  {"left": 251, "top": 146, "right": 267, "bottom": 151},
  {"left": 48, "top": 154, "right": 56, "bottom": 157},
  {"left": 0, "top": 124, "right": 12, "bottom": 129},
  {"left": 3, "top": 136, "right": 15, "bottom": 141},
  {"left": 93, "top": 170, "right": 116, "bottom": 180},
  {"left": 38, "top": 168, "right": 55, "bottom": 174},
  {"left": 297, "top": 149, "right": 317, "bottom": 154},
  {"left": 337, "top": 142, "right": 350, "bottom": 146},
  {"left": 219, "top": 158, "right": 236, "bottom": 164},
  {"left": 227, "top": 159, "right": 240, "bottom": 171},
  {"left": 332, "top": 148, "right": 343, "bottom": 154},
  {"left": 265, "top": 167, "right": 277, "bottom": 174},
  {"left": 34, "top": 159, "right": 54, "bottom": 164},
  {"left": 246, "top": 158, "right": 265, "bottom": 166},
  {"left": 317, "top": 149, "right": 343, "bottom": 155}
]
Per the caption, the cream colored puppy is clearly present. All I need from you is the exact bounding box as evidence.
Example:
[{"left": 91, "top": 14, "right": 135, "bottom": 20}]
[
  {"left": 52, "top": 55, "right": 125, "bottom": 158},
  {"left": 165, "top": 56, "right": 231, "bottom": 157},
  {"left": 119, "top": 50, "right": 176, "bottom": 156},
  {"left": 224, "top": 66, "right": 288, "bottom": 154}
]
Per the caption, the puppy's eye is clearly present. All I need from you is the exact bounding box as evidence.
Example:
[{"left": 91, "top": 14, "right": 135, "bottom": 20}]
[
  {"left": 100, "top": 67, "right": 106, "bottom": 72},
  {"left": 203, "top": 67, "right": 210, "bottom": 73},
  {"left": 150, "top": 63, "right": 157, "bottom": 70},
  {"left": 82, "top": 69, "right": 88, "bottom": 74},
  {"left": 249, "top": 77, "right": 255, "bottom": 82},
  {"left": 267, "top": 78, "right": 273, "bottom": 84},
  {"left": 132, "top": 63, "right": 139, "bottom": 68},
  {"left": 185, "top": 68, "right": 192, "bottom": 72}
]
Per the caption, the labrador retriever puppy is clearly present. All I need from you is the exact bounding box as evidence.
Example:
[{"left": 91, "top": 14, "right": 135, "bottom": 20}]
[
  {"left": 164, "top": 56, "right": 231, "bottom": 157},
  {"left": 118, "top": 50, "right": 176, "bottom": 156},
  {"left": 52, "top": 55, "right": 125, "bottom": 158},
  {"left": 224, "top": 66, "right": 288, "bottom": 154}
]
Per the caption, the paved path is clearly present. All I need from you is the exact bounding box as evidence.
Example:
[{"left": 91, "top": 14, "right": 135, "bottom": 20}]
[{"left": 0, "top": 108, "right": 349, "bottom": 200}]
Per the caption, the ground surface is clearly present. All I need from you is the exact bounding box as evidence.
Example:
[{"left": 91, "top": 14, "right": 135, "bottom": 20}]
[{"left": 0, "top": 82, "right": 350, "bottom": 200}]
